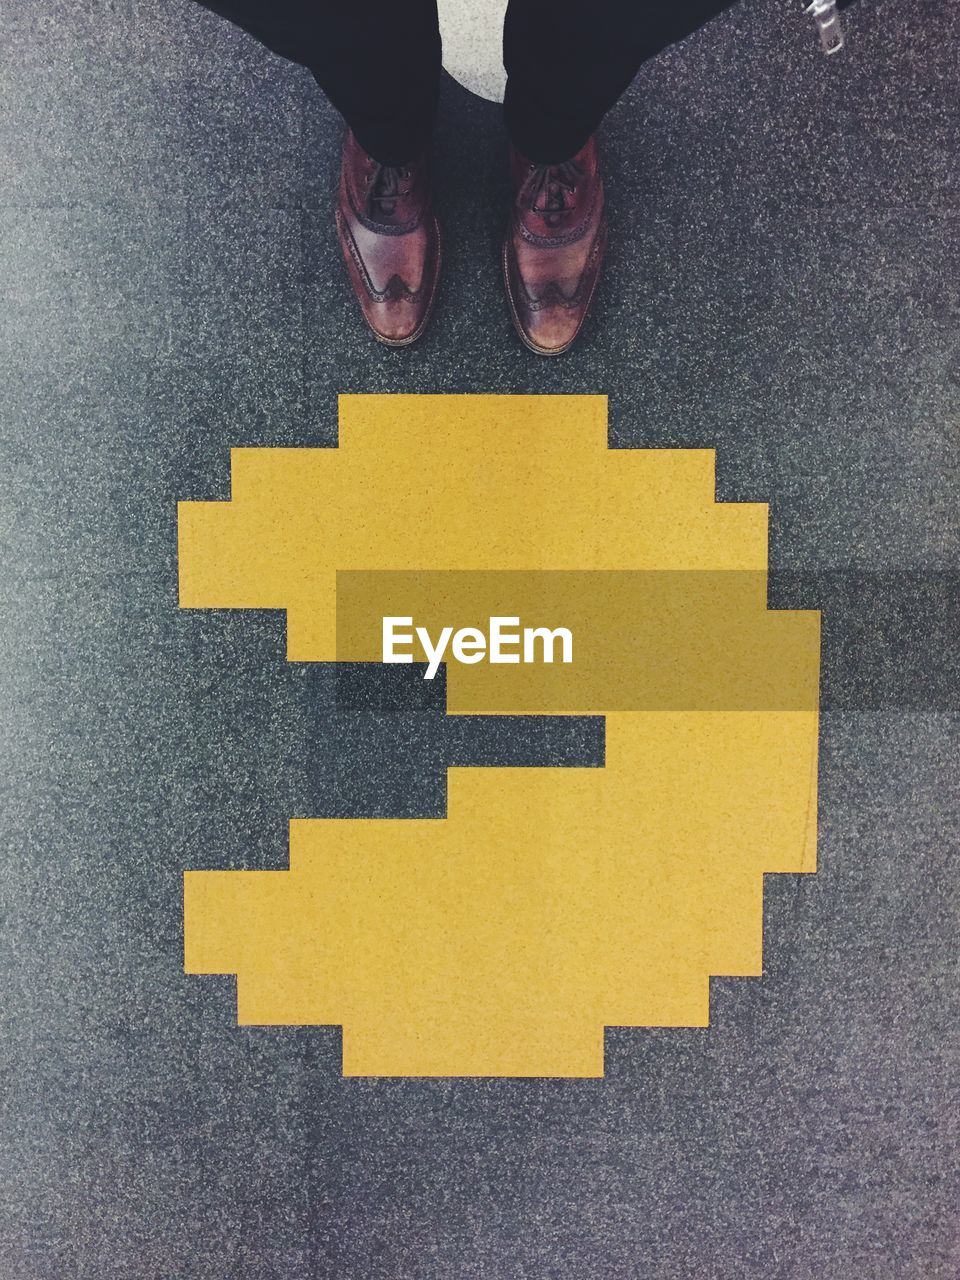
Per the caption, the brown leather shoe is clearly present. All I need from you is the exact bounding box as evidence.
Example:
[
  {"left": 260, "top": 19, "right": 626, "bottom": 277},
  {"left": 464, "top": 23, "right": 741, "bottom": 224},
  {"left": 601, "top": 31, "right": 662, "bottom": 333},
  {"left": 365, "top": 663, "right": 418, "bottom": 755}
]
[
  {"left": 503, "top": 137, "right": 607, "bottom": 356},
  {"left": 335, "top": 131, "right": 441, "bottom": 347}
]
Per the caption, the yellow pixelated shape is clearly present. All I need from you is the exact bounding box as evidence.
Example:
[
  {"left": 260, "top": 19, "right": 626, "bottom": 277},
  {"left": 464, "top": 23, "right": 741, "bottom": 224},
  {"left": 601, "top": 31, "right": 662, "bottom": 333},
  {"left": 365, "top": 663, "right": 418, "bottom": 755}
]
[{"left": 179, "top": 395, "right": 819, "bottom": 1077}]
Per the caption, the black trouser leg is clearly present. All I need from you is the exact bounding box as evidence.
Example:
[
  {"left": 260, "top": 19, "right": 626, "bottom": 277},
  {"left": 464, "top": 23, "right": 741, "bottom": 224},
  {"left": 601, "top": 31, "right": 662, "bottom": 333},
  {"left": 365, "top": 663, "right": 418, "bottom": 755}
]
[
  {"left": 503, "top": 0, "right": 737, "bottom": 163},
  {"left": 193, "top": 0, "right": 739, "bottom": 165},
  {"left": 193, "top": 0, "right": 442, "bottom": 165}
]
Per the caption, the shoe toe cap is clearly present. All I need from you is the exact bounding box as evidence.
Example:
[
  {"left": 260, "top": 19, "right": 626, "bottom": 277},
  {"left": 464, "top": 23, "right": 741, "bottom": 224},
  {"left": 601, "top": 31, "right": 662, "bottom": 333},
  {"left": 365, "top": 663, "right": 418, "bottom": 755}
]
[
  {"left": 368, "top": 301, "right": 428, "bottom": 346},
  {"left": 518, "top": 305, "right": 583, "bottom": 355}
]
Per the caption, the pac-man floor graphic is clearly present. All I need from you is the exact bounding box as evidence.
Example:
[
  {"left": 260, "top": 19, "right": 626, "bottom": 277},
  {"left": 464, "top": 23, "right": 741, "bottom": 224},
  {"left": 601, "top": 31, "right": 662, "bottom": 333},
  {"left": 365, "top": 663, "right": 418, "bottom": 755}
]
[{"left": 178, "top": 395, "right": 820, "bottom": 1077}]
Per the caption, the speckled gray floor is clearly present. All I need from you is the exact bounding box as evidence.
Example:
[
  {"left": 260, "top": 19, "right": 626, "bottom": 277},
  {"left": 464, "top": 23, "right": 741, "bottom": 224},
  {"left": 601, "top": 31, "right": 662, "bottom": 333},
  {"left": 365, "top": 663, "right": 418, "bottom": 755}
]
[{"left": 2, "top": 1, "right": 958, "bottom": 1277}]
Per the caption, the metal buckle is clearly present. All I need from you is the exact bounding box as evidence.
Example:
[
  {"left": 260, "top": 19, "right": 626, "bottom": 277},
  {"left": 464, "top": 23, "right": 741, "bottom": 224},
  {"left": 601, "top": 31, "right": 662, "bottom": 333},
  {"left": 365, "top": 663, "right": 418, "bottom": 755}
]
[{"left": 805, "top": 0, "right": 845, "bottom": 55}]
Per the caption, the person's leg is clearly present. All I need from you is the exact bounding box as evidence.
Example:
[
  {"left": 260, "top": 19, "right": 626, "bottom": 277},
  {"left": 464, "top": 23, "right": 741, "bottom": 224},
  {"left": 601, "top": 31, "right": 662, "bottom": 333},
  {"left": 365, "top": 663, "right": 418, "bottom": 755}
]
[
  {"left": 501, "top": 0, "right": 736, "bottom": 356},
  {"left": 194, "top": 0, "right": 441, "bottom": 165},
  {"left": 193, "top": 0, "right": 443, "bottom": 345},
  {"left": 503, "top": 0, "right": 735, "bottom": 164}
]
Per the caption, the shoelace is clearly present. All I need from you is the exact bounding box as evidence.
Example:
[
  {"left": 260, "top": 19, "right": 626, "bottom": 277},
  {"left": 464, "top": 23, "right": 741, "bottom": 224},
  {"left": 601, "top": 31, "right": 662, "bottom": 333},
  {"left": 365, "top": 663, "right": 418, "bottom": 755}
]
[
  {"left": 366, "top": 163, "right": 413, "bottom": 217},
  {"left": 517, "top": 159, "right": 583, "bottom": 224}
]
